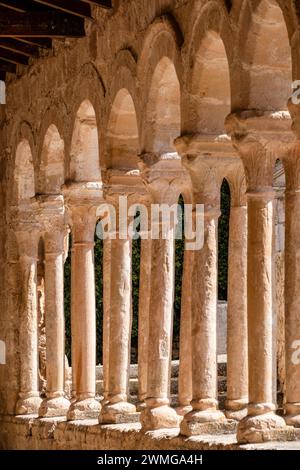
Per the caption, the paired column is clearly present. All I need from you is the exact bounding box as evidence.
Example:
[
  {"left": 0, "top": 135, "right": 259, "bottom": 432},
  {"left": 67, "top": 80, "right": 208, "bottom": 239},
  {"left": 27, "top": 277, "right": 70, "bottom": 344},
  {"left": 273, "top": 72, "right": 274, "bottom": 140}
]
[
  {"left": 67, "top": 205, "right": 100, "bottom": 420},
  {"left": 174, "top": 138, "right": 226, "bottom": 436},
  {"left": 15, "top": 229, "right": 42, "bottom": 415},
  {"left": 39, "top": 229, "right": 70, "bottom": 417},
  {"left": 180, "top": 196, "right": 225, "bottom": 435},
  {"left": 137, "top": 156, "right": 181, "bottom": 430},
  {"left": 100, "top": 203, "right": 136, "bottom": 423},
  {"left": 226, "top": 112, "right": 286, "bottom": 443},
  {"left": 283, "top": 139, "right": 300, "bottom": 427},
  {"left": 225, "top": 169, "right": 248, "bottom": 420},
  {"left": 140, "top": 213, "right": 179, "bottom": 430}
]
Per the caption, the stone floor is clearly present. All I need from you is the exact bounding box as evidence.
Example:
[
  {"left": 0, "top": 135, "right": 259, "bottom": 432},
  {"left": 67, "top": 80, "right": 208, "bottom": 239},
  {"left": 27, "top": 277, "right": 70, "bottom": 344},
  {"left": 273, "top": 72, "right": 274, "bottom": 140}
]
[{"left": 1, "top": 415, "right": 300, "bottom": 450}]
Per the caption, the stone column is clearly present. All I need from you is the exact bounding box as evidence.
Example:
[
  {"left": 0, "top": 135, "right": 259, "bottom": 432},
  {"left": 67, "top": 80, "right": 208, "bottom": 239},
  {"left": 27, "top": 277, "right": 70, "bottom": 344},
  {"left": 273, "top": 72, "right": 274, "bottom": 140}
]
[
  {"left": 39, "top": 230, "right": 70, "bottom": 417},
  {"left": 138, "top": 155, "right": 181, "bottom": 431},
  {"left": 100, "top": 202, "right": 136, "bottom": 423},
  {"left": 102, "top": 238, "right": 111, "bottom": 404},
  {"left": 226, "top": 111, "right": 286, "bottom": 443},
  {"left": 177, "top": 248, "right": 193, "bottom": 416},
  {"left": 181, "top": 199, "right": 225, "bottom": 435},
  {"left": 225, "top": 168, "right": 248, "bottom": 420},
  {"left": 174, "top": 138, "right": 226, "bottom": 436},
  {"left": 67, "top": 204, "right": 100, "bottom": 420},
  {"left": 15, "top": 229, "right": 42, "bottom": 415},
  {"left": 283, "top": 139, "right": 300, "bottom": 426},
  {"left": 140, "top": 220, "right": 179, "bottom": 430},
  {"left": 137, "top": 235, "right": 152, "bottom": 410}
]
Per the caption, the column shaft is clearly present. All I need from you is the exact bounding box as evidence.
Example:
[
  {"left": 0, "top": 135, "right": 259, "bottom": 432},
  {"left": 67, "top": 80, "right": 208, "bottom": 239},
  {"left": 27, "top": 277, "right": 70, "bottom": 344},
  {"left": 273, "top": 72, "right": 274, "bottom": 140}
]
[
  {"left": 180, "top": 207, "right": 225, "bottom": 436},
  {"left": 100, "top": 235, "right": 136, "bottom": 423},
  {"left": 67, "top": 209, "right": 100, "bottom": 420},
  {"left": 284, "top": 190, "right": 300, "bottom": 425},
  {"left": 177, "top": 248, "right": 193, "bottom": 414},
  {"left": 102, "top": 238, "right": 111, "bottom": 403},
  {"left": 16, "top": 251, "right": 42, "bottom": 414},
  {"left": 39, "top": 232, "right": 69, "bottom": 416},
  {"left": 140, "top": 224, "right": 179, "bottom": 430},
  {"left": 247, "top": 195, "right": 273, "bottom": 406},
  {"left": 226, "top": 205, "right": 248, "bottom": 419},
  {"left": 137, "top": 237, "right": 152, "bottom": 408},
  {"left": 237, "top": 191, "right": 285, "bottom": 442}
]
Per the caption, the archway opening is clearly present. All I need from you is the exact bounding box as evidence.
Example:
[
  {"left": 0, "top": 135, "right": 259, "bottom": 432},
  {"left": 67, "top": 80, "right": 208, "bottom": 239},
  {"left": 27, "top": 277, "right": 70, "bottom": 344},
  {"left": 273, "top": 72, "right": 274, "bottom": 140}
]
[
  {"left": 145, "top": 56, "right": 181, "bottom": 153},
  {"left": 70, "top": 100, "right": 101, "bottom": 182},
  {"left": 107, "top": 89, "right": 139, "bottom": 169},
  {"left": 39, "top": 124, "right": 64, "bottom": 194},
  {"left": 173, "top": 194, "right": 185, "bottom": 361},
  {"left": 242, "top": 0, "right": 292, "bottom": 110},
  {"left": 190, "top": 30, "right": 231, "bottom": 134},
  {"left": 217, "top": 178, "right": 231, "bottom": 402},
  {"left": 14, "top": 139, "right": 35, "bottom": 202}
]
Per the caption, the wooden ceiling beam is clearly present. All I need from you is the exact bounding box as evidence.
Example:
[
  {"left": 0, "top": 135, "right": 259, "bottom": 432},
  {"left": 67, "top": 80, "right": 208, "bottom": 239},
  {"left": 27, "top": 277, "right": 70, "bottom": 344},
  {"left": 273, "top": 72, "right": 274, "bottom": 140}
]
[
  {"left": 33, "top": 1, "right": 92, "bottom": 19},
  {"left": 81, "top": 0, "right": 112, "bottom": 9},
  {"left": 0, "top": 11, "right": 86, "bottom": 38},
  {"left": 0, "top": 47, "right": 29, "bottom": 65},
  {"left": 0, "top": 1, "right": 28, "bottom": 13},
  {"left": 16, "top": 37, "right": 52, "bottom": 48},
  {"left": 0, "top": 39, "right": 40, "bottom": 57},
  {"left": 0, "top": 60, "right": 17, "bottom": 74}
]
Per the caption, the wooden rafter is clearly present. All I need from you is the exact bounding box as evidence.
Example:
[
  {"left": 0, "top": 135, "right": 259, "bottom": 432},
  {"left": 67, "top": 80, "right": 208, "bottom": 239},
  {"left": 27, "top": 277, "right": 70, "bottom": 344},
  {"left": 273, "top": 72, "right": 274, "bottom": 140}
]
[
  {"left": 33, "top": 1, "right": 92, "bottom": 18},
  {"left": 0, "top": 11, "right": 86, "bottom": 38},
  {"left": 0, "top": 1, "right": 113, "bottom": 81}
]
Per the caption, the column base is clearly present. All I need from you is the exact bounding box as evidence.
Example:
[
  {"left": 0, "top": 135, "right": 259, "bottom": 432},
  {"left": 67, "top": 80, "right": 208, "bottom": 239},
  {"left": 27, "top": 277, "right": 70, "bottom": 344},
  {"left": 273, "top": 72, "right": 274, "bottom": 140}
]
[
  {"left": 225, "top": 398, "right": 248, "bottom": 421},
  {"left": 175, "top": 405, "right": 193, "bottom": 417},
  {"left": 141, "top": 405, "right": 180, "bottom": 431},
  {"left": 285, "top": 403, "right": 300, "bottom": 427},
  {"left": 99, "top": 401, "right": 138, "bottom": 424},
  {"left": 180, "top": 409, "right": 230, "bottom": 436},
  {"left": 15, "top": 394, "right": 42, "bottom": 415},
  {"left": 39, "top": 396, "right": 70, "bottom": 418},
  {"left": 136, "top": 401, "right": 147, "bottom": 412},
  {"left": 67, "top": 398, "right": 101, "bottom": 420},
  {"left": 237, "top": 410, "right": 286, "bottom": 444}
]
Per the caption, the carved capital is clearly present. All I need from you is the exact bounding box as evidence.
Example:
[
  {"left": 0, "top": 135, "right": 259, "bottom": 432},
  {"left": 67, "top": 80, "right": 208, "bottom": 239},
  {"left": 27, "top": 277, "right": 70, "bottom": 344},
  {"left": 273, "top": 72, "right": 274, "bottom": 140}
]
[
  {"left": 225, "top": 111, "right": 291, "bottom": 192},
  {"left": 63, "top": 182, "right": 104, "bottom": 242},
  {"left": 68, "top": 204, "right": 98, "bottom": 243},
  {"left": 36, "top": 194, "right": 65, "bottom": 233},
  {"left": 288, "top": 99, "right": 300, "bottom": 139},
  {"left": 15, "top": 229, "right": 39, "bottom": 260},
  {"left": 225, "top": 163, "right": 247, "bottom": 207},
  {"left": 138, "top": 152, "right": 189, "bottom": 204},
  {"left": 282, "top": 140, "right": 300, "bottom": 191}
]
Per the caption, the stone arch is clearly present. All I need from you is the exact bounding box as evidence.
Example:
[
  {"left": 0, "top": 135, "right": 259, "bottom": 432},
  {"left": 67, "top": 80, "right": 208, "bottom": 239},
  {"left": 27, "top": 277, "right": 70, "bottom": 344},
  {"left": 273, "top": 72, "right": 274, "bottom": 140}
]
[
  {"left": 70, "top": 100, "right": 101, "bottom": 182},
  {"left": 106, "top": 88, "right": 139, "bottom": 170},
  {"left": 14, "top": 139, "right": 35, "bottom": 204},
  {"left": 138, "top": 15, "right": 183, "bottom": 149},
  {"left": 67, "top": 63, "right": 105, "bottom": 178},
  {"left": 183, "top": 2, "right": 233, "bottom": 134},
  {"left": 237, "top": 0, "right": 293, "bottom": 110},
  {"left": 9, "top": 121, "right": 36, "bottom": 205},
  {"left": 144, "top": 57, "right": 181, "bottom": 154},
  {"left": 38, "top": 124, "right": 65, "bottom": 194}
]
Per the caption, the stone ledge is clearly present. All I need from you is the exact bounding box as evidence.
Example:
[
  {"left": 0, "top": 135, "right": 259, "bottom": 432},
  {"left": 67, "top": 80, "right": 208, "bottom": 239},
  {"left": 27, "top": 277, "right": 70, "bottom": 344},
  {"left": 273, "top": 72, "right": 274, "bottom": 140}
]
[{"left": 1, "top": 415, "right": 300, "bottom": 450}]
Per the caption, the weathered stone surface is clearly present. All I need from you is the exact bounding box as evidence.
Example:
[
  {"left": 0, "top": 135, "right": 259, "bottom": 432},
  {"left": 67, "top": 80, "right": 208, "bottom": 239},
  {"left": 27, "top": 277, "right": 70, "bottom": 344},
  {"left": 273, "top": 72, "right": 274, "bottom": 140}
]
[{"left": 0, "top": 0, "right": 300, "bottom": 451}]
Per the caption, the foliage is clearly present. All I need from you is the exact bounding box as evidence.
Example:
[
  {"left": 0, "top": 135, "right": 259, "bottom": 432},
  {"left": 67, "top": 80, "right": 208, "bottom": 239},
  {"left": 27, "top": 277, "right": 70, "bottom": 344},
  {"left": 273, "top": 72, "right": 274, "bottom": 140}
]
[{"left": 218, "top": 179, "right": 230, "bottom": 301}]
